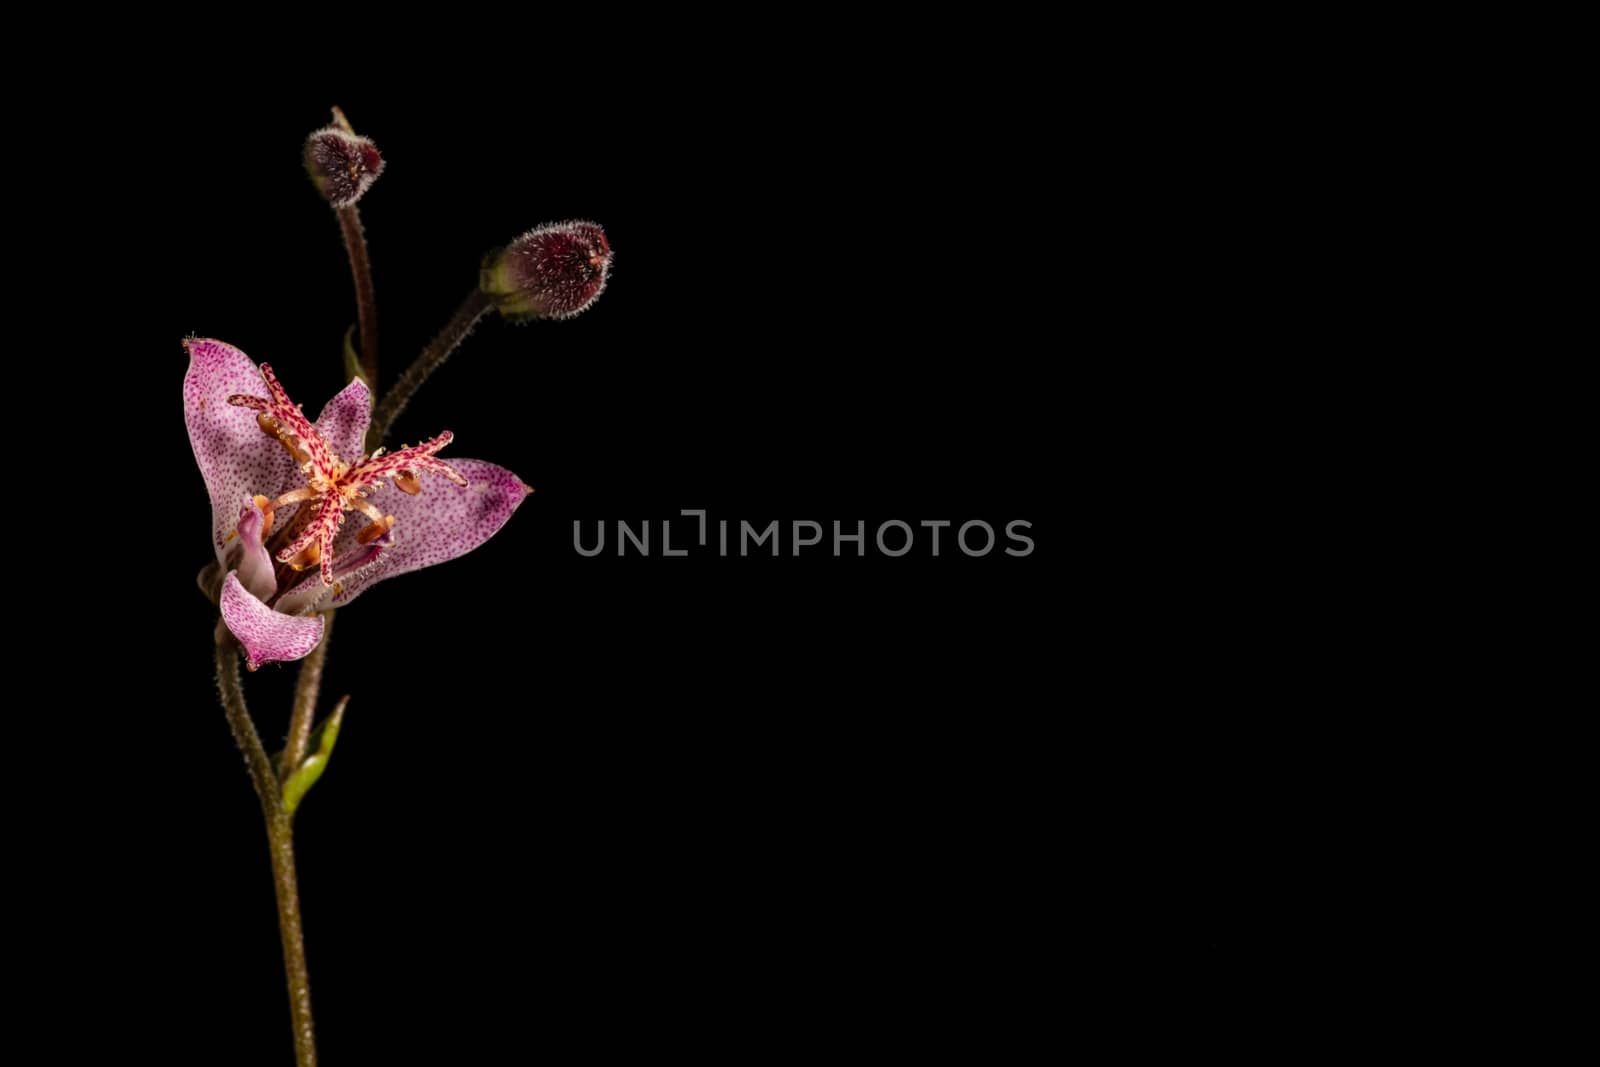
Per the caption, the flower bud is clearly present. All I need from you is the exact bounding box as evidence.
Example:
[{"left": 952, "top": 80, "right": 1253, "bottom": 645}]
[
  {"left": 480, "top": 221, "right": 611, "bottom": 321},
  {"left": 305, "top": 111, "right": 384, "bottom": 208}
]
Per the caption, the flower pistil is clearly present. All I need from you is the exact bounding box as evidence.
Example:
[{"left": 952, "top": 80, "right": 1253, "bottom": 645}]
[{"left": 227, "top": 363, "right": 468, "bottom": 586}]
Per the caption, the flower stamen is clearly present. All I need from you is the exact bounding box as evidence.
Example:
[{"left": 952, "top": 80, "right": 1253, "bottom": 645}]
[
  {"left": 356, "top": 515, "right": 395, "bottom": 544},
  {"left": 286, "top": 541, "right": 322, "bottom": 571}
]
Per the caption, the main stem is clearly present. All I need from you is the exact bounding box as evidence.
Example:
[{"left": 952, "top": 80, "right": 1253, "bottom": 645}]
[
  {"left": 338, "top": 206, "right": 379, "bottom": 387},
  {"left": 368, "top": 289, "right": 492, "bottom": 447},
  {"left": 282, "top": 610, "right": 334, "bottom": 781},
  {"left": 216, "top": 638, "right": 318, "bottom": 1067},
  {"left": 218, "top": 210, "right": 493, "bottom": 1066}
]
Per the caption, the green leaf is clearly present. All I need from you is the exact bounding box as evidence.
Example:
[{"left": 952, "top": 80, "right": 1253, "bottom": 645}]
[
  {"left": 283, "top": 695, "right": 349, "bottom": 816},
  {"left": 342, "top": 325, "right": 370, "bottom": 389}
]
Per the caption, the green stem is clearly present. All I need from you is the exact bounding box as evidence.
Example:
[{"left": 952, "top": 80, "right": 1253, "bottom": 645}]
[
  {"left": 282, "top": 610, "right": 335, "bottom": 781},
  {"left": 215, "top": 626, "right": 282, "bottom": 811},
  {"left": 338, "top": 205, "right": 379, "bottom": 387},
  {"left": 368, "top": 289, "right": 492, "bottom": 448},
  {"left": 216, "top": 634, "right": 318, "bottom": 1067}
]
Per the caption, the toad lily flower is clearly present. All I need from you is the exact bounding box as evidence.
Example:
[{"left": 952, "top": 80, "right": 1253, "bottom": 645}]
[{"left": 185, "top": 337, "right": 532, "bottom": 669}]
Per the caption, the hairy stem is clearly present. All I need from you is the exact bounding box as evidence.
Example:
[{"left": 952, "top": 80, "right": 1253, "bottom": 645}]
[
  {"left": 368, "top": 288, "right": 492, "bottom": 448},
  {"left": 264, "top": 809, "right": 316, "bottom": 1067},
  {"left": 216, "top": 635, "right": 318, "bottom": 1067},
  {"left": 338, "top": 206, "right": 379, "bottom": 387},
  {"left": 282, "top": 611, "right": 335, "bottom": 781},
  {"left": 216, "top": 629, "right": 282, "bottom": 812}
]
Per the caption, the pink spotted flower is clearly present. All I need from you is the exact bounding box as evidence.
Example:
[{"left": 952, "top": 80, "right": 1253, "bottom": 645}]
[{"left": 185, "top": 338, "right": 531, "bottom": 669}]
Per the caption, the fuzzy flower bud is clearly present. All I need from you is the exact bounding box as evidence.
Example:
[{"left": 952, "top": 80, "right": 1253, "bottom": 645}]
[
  {"left": 305, "top": 109, "right": 384, "bottom": 208},
  {"left": 480, "top": 220, "right": 612, "bottom": 321}
]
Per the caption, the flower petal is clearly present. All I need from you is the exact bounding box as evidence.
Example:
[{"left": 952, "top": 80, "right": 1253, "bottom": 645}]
[
  {"left": 183, "top": 339, "right": 300, "bottom": 560},
  {"left": 220, "top": 571, "right": 325, "bottom": 670},
  {"left": 328, "top": 458, "right": 532, "bottom": 607},
  {"left": 313, "top": 377, "right": 372, "bottom": 465},
  {"left": 230, "top": 497, "right": 277, "bottom": 602}
]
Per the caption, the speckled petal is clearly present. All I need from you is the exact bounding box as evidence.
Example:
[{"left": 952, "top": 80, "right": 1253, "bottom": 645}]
[
  {"left": 220, "top": 571, "right": 326, "bottom": 670},
  {"left": 274, "top": 538, "right": 389, "bottom": 616},
  {"left": 230, "top": 498, "right": 278, "bottom": 602},
  {"left": 184, "top": 339, "right": 300, "bottom": 560},
  {"left": 329, "top": 459, "right": 531, "bottom": 607},
  {"left": 314, "top": 377, "right": 372, "bottom": 466}
]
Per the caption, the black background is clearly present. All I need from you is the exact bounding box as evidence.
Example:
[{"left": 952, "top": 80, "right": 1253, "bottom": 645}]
[{"left": 72, "top": 60, "right": 1066, "bottom": 1062}]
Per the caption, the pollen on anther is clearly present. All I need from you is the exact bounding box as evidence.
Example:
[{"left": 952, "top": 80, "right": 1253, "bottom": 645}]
[
  {"left": 357, "top": 514, "right": 395, "bottom": 545},
  {"left": 287, "top": 542, "right": 322, "bottom": 571}
]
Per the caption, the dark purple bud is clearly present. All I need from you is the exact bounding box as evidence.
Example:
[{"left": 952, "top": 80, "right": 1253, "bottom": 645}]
[
  {"left": 480, "top": 221, "right": 612, "bottom": 321},
  {"left": 305, "top": 110, "right": 384, "bottom": 208}
]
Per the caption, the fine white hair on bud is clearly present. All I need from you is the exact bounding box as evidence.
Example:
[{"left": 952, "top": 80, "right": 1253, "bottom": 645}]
[
  {"left": 480, "top": 220, "right": 612, "bottom": 322},
  {"left": 305, "top": 113, "right": 385, "bottom": 208}
]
